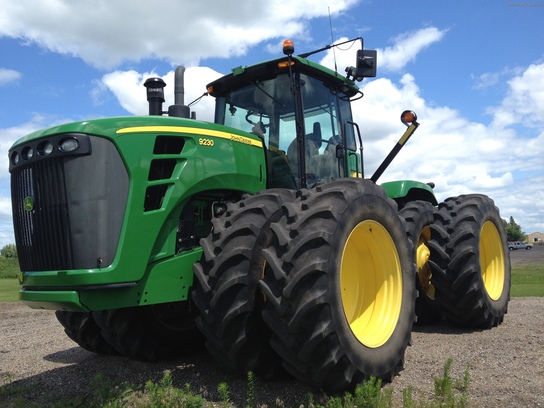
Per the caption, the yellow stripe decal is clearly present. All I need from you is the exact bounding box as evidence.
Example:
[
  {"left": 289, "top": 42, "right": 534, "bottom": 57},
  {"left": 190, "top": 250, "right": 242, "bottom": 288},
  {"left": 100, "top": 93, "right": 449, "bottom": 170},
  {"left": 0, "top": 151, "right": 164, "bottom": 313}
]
[{"left": 116, "top": 126, "right": 263, "bottom": 148}]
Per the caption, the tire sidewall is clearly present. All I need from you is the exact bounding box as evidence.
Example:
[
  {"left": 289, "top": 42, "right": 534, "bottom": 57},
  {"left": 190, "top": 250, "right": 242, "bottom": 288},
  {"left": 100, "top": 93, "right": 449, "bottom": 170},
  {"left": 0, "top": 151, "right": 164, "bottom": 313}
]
[
  {"left": 475, "top": 201, "right": 511, "bottom": 315},
  {"left": 327, "top": 192, "right": 416, "bottom": 375}
]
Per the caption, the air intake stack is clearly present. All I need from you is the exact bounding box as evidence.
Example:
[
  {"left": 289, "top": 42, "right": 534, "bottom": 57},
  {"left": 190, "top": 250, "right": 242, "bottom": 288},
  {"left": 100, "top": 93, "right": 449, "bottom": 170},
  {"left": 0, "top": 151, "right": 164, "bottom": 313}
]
[{"left": 143, "top": 77, "right": 166, "bottom": 116}]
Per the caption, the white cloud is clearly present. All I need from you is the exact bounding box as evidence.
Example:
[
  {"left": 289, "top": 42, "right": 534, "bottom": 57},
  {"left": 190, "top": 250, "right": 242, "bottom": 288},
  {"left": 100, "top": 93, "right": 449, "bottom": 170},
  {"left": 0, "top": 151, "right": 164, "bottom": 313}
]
[
  {"left": 0, "top": 68, "right": 22, "bottom": 85},
  {"left": 0, "top": 0, "right": 359, "bottom": 69},
  {"left": 471, "top": 67, "right": 525, "bottom": 90},
  {"left": 378, "top": 27, "right": 447, "bottom": 72},
  {"left": 98, "top": 66, "right": 222, "bottom": 121},
  {"left": 473, "top": 71, "right": 501, "bottom": 89},
  {"left": 490, "top": 63, "right": 544, "bottom": 129}
]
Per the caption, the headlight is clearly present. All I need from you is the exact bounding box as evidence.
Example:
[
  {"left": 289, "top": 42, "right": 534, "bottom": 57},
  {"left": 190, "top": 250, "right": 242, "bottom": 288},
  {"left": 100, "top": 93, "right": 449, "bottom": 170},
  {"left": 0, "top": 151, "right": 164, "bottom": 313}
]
[
  {"left": 37, "top": 141, "right": 54, "bottom": 156},
  {"left": 59, "top": 137, "right": 80, "bottom": 152}
]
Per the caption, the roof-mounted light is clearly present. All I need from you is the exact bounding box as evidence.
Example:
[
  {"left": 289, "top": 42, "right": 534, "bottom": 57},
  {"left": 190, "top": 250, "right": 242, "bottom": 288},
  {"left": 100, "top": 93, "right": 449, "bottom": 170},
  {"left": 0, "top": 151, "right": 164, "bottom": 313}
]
[
  {"left": 282, "top": 39, "right": 294, "bottom": 56},
  {"left": 278, "top": 60, "right": 295, "bottom": 69}
]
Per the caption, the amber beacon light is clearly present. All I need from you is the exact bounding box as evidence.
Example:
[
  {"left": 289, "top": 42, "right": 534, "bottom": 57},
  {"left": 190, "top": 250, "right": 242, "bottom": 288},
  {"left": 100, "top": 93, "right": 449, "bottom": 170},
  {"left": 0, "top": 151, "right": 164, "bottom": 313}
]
[{"left": 282, "top": 39, "right": 295, "bottom": 56}]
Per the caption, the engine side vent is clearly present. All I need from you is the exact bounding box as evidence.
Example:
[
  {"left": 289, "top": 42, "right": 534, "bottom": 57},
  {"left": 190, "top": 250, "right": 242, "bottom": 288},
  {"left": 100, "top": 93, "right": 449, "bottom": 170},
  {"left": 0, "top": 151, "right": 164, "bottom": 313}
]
[
  {"left": 153, "top": 136, "right": 185, "bottom": 154},
  {"left": 148, "top": 159, "right": 176, "bottom": 181},
  {"left": 144, "top": 185, "right": 170, "bottom": 212}
]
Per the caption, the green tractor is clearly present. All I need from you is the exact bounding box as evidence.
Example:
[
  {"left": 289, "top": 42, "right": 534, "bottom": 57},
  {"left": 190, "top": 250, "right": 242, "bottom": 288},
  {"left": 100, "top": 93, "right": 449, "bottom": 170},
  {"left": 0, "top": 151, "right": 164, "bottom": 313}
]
[{"left": 9, "top": 37, "right": 510, "bottom": 391}]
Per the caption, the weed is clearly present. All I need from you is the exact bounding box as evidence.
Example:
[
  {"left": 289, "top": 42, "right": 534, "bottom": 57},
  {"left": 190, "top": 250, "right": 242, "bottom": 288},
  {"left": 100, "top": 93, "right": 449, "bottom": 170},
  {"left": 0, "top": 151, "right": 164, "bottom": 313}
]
[
  {"left": 246, "top": 371, "right": 257, "bottom": 408},
  {"left": 1, "top": 360, "right": 474, "bottom": 407},
  {"left": 90, "top": 372, "right": 120, "bottom": 403},
  {"left": 430, "top": 358, "right": 471, "bottom": 408},
  {"left": 218, "top": 381, "right": 231, "bottom": 407}
]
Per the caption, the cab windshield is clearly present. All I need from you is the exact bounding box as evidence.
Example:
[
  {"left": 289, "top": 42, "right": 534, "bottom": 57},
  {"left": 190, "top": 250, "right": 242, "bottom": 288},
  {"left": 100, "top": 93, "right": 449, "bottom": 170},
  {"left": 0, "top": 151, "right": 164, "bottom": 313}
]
[{"left": 214, "top": 72, "right": 356, "bottom": 188}]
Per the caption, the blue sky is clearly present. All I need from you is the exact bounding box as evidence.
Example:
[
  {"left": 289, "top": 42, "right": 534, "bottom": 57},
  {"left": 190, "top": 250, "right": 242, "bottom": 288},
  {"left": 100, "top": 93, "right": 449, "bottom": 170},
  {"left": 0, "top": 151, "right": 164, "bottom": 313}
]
[{"left": 1, "top": 0, "right": 543, "bottom": 247}]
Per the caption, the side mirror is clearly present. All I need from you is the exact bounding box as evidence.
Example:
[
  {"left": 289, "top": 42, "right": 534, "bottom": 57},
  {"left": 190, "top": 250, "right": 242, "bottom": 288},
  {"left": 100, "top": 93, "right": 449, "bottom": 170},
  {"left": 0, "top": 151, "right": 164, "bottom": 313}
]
[
  {"left": 346, "top": 49, "right": 377, "bottom": 81},
  {"left": 355, "top": 49, "right": 377, "bottom": 80}
]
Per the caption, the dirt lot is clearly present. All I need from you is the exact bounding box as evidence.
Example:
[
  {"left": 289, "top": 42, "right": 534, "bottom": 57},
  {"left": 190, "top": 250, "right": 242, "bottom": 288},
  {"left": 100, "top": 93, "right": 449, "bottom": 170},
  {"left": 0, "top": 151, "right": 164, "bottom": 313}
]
[{"left": 1, "top": 246, "right": 543, "bottom": 407}]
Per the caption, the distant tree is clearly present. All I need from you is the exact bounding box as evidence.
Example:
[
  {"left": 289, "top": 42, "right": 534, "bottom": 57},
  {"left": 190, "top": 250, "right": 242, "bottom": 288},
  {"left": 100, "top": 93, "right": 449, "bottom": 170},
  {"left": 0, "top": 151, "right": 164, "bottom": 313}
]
[
  {"left": 504, "top": 217, "right": 526, "bottom": 242},
  {"left": 0, "top": 244, "right": 17, "bottom": 258}
]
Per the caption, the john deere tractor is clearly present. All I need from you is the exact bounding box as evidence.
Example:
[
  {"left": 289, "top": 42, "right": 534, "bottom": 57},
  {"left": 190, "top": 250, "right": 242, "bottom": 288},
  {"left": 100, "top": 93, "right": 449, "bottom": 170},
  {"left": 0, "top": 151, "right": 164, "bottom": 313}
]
[{"left": 9, "top": 38, "right": 510, "bottom": 391}]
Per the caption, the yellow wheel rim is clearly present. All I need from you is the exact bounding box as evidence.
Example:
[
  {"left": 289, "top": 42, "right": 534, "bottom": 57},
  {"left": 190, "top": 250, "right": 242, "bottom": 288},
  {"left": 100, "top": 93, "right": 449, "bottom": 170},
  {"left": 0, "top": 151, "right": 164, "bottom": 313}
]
[
  {"left": 480, "top": 221, "right": 505, "bottom": 300},
  {"left": 416, "top": 227, "right": 435, "bottom": 300},
  {"left": 340, "top": 220, "right": 403, "bottom": 348}
]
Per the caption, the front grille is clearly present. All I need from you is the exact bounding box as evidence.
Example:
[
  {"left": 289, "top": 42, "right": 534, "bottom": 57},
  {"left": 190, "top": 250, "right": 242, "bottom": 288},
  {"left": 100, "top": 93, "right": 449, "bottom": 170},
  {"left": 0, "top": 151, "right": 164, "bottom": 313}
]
[
  {"left": 12, "top": 160, "right": 74, "bottom": 270},
  {"left": 10, "top": 136, "right": 129, "bottom": 271}
]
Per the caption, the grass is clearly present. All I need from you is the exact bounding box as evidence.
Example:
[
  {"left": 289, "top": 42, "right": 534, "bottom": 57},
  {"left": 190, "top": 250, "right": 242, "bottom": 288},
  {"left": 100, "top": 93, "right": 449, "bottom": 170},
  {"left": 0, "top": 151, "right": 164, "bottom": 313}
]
[
  {"left": 511, "top": 264, "right": 544, "bottom": 297},
  {"left": 0, "top": 360, "right": 472, "bottom": 408},
  {"left": 0, "top": 257, "right": 20, "bottom": 302},
  {"left": 0, "top": 279, "right": 19, "bottom": 302}
]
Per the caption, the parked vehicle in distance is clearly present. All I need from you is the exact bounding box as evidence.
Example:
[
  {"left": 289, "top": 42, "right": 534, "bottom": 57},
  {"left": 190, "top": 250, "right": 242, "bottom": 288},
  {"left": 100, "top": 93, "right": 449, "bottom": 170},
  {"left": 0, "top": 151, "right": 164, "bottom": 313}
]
[{"left": 508, "top": 241, "right": 533, "bottom": 250}]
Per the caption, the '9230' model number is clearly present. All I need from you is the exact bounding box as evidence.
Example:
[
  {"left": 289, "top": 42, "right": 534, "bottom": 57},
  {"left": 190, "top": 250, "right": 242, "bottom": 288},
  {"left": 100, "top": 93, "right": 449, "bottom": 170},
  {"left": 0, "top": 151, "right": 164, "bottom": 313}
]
[{"left": 199, "top": 138, "right": 214, "bottom": 147}]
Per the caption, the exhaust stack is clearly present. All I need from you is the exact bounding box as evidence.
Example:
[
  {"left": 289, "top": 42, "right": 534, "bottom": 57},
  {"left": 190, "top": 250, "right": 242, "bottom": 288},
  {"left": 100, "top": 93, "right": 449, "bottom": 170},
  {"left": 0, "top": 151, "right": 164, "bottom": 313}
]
[{"left": 168, "top": 66, "right": 191, "bottom": 118}]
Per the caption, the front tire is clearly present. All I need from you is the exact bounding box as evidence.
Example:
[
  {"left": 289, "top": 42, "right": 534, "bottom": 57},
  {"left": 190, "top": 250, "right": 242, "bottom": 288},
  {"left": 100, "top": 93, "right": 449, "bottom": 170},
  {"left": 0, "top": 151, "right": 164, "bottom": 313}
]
[
  {"left": 260, "top": 180, "right": 416, "bottom": 391},
  {"left": 93, "top": 301, "right": 203, "bottom": 362},
  {"left": 428, "top": 194, "right": 511, "bottom": 328},
  {"left": 55, "top": 311, "right": 118, "bottom": 355}
]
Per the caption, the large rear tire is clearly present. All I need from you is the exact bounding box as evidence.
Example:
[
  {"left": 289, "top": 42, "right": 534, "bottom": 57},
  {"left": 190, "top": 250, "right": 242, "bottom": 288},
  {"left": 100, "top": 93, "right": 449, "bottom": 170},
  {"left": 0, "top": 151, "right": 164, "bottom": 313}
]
[
  {"left": 399, "top": 201, "right": 442, "bottom": 324},
  {"left": 55, "top": 311, "right": 118, "bottom": 355},
  {"left": 260, "top": 180, "right": 416, "bottom": 391},
  {"left": 192, "top": 189, "right": 296, "bottom": 379},
  {"left": 93, "top": 301, "right": 203, "bottom": 362},
  {"left": 428, "top": 194, "right": 511, "bottom": 328}
]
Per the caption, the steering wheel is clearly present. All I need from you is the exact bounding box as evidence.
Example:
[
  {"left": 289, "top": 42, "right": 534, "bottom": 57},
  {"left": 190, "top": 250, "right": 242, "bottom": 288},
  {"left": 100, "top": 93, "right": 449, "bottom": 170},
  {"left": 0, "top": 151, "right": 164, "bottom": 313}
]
[{"left": 245, "top": 111, "right": 269, "bottom": 127}]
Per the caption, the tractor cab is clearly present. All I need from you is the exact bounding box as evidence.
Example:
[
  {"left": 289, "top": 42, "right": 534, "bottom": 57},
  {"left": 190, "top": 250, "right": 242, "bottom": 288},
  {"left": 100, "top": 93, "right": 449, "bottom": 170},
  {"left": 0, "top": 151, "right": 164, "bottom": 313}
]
[{"left": 207, "top": 39, "right": 376, "bottom": 189}]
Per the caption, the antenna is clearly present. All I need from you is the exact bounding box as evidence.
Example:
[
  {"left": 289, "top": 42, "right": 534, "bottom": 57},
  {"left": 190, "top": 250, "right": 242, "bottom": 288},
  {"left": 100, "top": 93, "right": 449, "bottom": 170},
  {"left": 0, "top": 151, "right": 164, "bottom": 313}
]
[{"left": 328, "top": 7, "right": 338, "bottom": 74}]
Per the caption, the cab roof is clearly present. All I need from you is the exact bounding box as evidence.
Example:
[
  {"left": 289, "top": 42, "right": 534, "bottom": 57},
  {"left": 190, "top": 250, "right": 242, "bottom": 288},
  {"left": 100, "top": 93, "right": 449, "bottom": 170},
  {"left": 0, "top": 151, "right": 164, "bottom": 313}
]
[{"left": 207, "top": 55, "right": 360, "bottom": 98}]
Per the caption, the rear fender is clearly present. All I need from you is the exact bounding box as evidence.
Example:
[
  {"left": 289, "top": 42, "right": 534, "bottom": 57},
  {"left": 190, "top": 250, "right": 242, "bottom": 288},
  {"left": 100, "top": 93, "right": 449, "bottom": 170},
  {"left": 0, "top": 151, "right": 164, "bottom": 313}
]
[{"left": 381, "top": 180, "right": 438, "bottom": 207}]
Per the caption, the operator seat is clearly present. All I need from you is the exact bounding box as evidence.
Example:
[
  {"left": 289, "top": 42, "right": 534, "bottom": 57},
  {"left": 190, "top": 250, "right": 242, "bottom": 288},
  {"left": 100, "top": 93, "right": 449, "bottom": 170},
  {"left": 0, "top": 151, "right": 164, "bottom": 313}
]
[
  {"left": 252, "top": 122, "right": 297, "bottom": 189},
  {"left": 287, "top": 122, "right": 322, "bottom": 176}
]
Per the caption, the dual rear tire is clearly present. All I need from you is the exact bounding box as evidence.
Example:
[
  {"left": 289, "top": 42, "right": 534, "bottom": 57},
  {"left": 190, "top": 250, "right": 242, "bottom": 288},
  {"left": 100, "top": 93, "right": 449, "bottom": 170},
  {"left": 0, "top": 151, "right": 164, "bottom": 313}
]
[
  {"left": 399, "top": 201, "right": 442, "bottom": 324},
  {"left": 398, "top": 195, "right": 511, "bottom": 328},
  {"left": 428, "top": 194, "right": 511, "bottom": 328},
  {"left": 191, "top": 189, "right": 296, "bottom": 379}
]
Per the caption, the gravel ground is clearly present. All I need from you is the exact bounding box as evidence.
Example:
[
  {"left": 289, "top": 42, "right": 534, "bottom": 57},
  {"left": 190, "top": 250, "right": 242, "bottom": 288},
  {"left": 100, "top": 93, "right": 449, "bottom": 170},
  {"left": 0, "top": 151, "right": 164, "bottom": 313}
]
[{"left": 1, "top": 246, "right": 543, "bottom": 407}]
